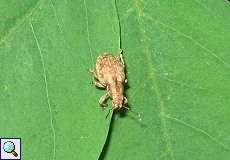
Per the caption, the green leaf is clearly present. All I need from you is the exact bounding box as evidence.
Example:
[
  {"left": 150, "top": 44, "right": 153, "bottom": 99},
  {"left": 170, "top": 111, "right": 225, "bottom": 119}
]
[
  {"left": 0, "top": 0, "right": 119, "bottom": 159},
  {"left": 101, "top": 0, "right": 230, "bottom": 160},
  {"left": 2, "top": 0, "right": 230, "bottom": 159}
]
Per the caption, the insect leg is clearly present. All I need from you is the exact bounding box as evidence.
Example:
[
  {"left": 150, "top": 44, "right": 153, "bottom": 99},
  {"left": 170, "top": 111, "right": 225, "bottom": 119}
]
[
  {"left": 119, "top": 49, "right": 123, "bottom": 55},
  {"left": 89, "top": 69, "right": 106, "bottom": 88},
  {"left": 124, "top": 96, "right": 128, "bottom": 104},
  {"left": 99, "top": 93, "right": 109, "bottom": 107},
  {"left": 89, "top": 69, "right": 99, "bottom": 79},
  {"left": 94, "top": 81, "right": 106, "bottom": 88},
  {"left": 120, "top": 52, "right": 125, "bottom": 65}
]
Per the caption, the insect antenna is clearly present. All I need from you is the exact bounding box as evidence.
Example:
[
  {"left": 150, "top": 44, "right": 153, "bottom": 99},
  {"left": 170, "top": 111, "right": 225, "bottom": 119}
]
[
  {"left": 106, "top": 108, "right": 113, "bottom": 119},
  {"left": 123, "top": 106, "right": 142, "bottom": 121}
]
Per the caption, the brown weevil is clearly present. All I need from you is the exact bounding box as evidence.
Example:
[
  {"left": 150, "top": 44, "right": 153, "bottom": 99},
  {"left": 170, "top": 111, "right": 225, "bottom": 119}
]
[{"left": 90, "top": 50, "right": 128, "bottom": 111}]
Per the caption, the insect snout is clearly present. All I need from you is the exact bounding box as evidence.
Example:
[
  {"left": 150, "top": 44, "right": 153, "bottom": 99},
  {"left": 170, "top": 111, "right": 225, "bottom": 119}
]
[
  {"left": 112, "top": 102, "right": 123, "bottom": 110},
  {"left": 112, "top": 96, "right": 128, "bottom": 110}
]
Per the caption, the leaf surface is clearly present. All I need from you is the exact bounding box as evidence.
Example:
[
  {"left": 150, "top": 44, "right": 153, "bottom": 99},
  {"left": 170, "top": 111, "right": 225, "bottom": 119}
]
[
  {"left": 102, "top": 0, "right": 230, "bottom": 160},
  {"left": 0, "top": 0, "right": 119, "bottom": 159}
]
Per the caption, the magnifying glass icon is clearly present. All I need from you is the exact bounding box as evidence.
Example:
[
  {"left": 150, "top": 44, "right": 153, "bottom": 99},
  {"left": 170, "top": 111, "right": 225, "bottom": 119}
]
[{"left": 3, "top": 141, "right": 18, "bottom": 157}]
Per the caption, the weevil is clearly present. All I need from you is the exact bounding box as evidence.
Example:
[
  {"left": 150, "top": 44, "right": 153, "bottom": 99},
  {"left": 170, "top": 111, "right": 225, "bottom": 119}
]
[{"left": 90, "top": 51, "right": 128, "bottom": 110}]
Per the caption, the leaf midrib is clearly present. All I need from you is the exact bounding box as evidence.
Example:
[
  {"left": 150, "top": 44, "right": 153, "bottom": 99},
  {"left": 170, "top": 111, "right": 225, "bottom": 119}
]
[{"left": 133, "top": 0, "right": 175, "bottom": 159}]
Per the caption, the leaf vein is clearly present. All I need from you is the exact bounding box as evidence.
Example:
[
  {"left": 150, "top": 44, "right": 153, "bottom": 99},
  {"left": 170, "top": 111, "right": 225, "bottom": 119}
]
[
  {"left": 157, "top": 74, "right": 206, "bottom": 91},
  {"left": 83, "top": 0, "right": 95, "bottom": 67},
  {"left": 30, "top": 21, "right": 56, "bottom": 160},
  {"left": 166, "top": 114, "right": 230, "bottom": 151},
  {"left": 142, "top": 14, "right": 230, "bottom": 69},
  {"left": 49, "top": 0, "right": 63, "bottom": 33}
]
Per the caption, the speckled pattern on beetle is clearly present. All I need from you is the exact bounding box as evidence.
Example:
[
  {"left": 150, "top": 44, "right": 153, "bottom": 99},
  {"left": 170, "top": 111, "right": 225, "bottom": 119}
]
[{"left": 90, "top": 51, "right": 128, "bottom": 110}]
